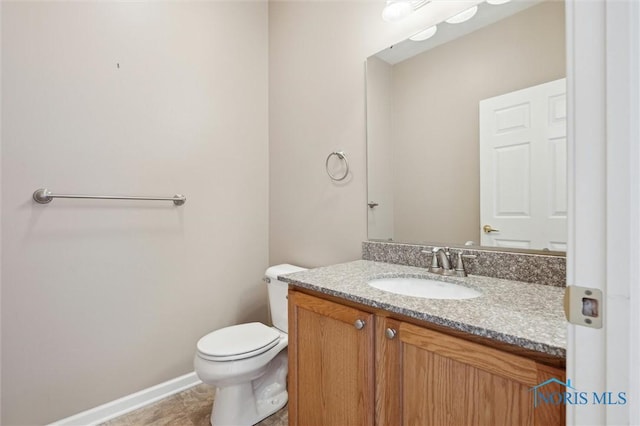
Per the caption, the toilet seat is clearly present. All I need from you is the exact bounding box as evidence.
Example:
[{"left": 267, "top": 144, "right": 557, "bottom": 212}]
[{"left": 196, "top": 322, "right": 281, "bottom": 361}]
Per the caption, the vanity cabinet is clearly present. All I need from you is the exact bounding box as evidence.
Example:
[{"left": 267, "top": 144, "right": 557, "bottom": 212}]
[
  {"left": 377, "top": 317, "right": 565, "bottom": 426},
  {"left": 289, "top": 290, "right": 565, "bottom": 426},
  {"left": 288, "top": 291, "right": 375, "bottom": 426}
]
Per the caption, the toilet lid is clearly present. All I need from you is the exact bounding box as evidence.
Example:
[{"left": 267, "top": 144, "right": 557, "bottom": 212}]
[{"left": 196, "top": 322, "right": 281, "bottom": 361}]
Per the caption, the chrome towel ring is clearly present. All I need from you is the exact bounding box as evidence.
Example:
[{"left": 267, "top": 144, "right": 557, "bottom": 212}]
[{"left": 325, "top": 151, "right": 349, "bottom": 181}]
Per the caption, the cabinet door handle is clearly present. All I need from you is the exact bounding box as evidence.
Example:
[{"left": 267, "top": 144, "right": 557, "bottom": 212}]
[
  {"left": 385, "top": 328, "right": 397, "bottom": 339},
  {"left": 354, "top": 319, "right": 366, "bottom": 330}
]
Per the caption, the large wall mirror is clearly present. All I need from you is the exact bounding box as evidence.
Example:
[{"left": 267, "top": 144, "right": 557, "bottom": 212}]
[{"left": 366, "top": 0, "right": 566, "bottom": 253}]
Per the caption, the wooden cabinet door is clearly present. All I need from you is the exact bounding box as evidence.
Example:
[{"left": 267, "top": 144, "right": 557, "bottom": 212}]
[
  {"left": 397, "top": 322, "right": 565, "bottom": 426},
  {"left": 288, "top": 291, "right": 375, "bottom": 426},
  {"left": 376, "top": 317, "right": 403, "bottom": 426}
]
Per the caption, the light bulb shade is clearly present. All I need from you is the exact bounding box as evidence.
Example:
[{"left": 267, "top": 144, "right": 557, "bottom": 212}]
[
  {"left": 382, "top": 0, "right": 414, "bottom": 22},
  {"left": 409, "top": 25, "right": 438, "bottom": 41},
  {"left": 445, "top": 5, "right": 478, "bottom": 24}
]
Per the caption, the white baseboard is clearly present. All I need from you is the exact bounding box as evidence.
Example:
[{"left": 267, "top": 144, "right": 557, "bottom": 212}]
[{"left": 49, "top": 372, "right": 202, "bottom": 426}]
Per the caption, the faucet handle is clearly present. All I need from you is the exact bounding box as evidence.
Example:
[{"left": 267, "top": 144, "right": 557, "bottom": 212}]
[
  {"left": 453, "top": 250, "right": 478, "bottom": 277},
  {"left": 454, "top": 251, "right": 467, "bottom": 277},
  {"left": 423, "top": 247, "right": 442, "bottom": 273}
]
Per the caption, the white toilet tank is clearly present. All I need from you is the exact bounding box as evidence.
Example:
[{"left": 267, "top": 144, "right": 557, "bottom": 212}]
[{"left": 265, "top": 264, "right": 306, "bottom": 333}]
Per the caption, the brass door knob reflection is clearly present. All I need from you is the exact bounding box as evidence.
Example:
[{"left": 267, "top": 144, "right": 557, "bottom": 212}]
[{"left": 483, "top": 225, "right": 500, "bottom": 233}]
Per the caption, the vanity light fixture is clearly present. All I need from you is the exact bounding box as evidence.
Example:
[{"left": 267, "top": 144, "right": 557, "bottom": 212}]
[
  {"left": 445, "top": 5, "right": 478, "bottom": 24},
  {"left": 409, "top": 25, "right": 438, "bottom": 41},
  {"left": 382, "top": 0, "right": 413, "bottom": 22},
  {"left": 487, "top": 0, "right": 511, "bottom": 4},
  {"left": 382, "top": 0, "right": 429, "bottom": 23}
]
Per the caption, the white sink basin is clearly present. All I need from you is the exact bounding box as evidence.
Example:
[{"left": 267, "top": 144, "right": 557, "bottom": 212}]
[{"left": 368, "top": 277, "right": 481, "bottom": 300}]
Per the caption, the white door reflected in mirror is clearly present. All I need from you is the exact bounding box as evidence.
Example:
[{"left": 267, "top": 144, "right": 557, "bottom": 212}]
[{"left": 479, "top": 78, "right": 567, "bottom": 251}]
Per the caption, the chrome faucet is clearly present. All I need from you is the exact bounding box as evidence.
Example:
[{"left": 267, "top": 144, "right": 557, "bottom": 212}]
[
  {"left": 422, "top": 247, "right": 477, "bottom": 277},
  {"left": 427, "top": 247, "right": 455, "bottom": 276}
]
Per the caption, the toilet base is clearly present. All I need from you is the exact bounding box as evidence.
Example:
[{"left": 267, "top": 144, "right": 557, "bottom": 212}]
[{"left": 209, "top": 350, "right": 288, "bottom": 426}]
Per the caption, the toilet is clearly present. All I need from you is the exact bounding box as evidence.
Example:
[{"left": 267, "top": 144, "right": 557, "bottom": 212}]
[{"left": 194, "top": 264, "right": 306, "bottom": 426}]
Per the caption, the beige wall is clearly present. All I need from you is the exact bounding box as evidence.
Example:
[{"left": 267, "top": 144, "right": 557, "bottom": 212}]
[
  {"left": 391, "top": 1, "right": 565, "bottom": 245},
  {"left": 366, "top": 56, "right": 395, "bottom": 241},
  {"left": 268, "top": 0, "right": 479, "bottom": 267},
  {"left": 1, "top": 2, "right": 268, "bottom": 424},
  {"left": 0, "top": 0, "right": 513, "bottom": 423}
]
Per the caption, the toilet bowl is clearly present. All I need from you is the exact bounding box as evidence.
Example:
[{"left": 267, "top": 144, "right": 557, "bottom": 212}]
[{"left": 194, "top": 264, "right": 305, "bottom": 426}]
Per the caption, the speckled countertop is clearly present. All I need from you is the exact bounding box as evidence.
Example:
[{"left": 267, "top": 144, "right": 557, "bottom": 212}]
[{"left": 280, "top": 260, "right": 566, "bottom": 358}]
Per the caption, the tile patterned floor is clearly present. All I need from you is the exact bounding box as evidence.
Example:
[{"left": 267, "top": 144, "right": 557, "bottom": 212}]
[{"left": 101, "top": 384, "right": 288, "bottom": 426}]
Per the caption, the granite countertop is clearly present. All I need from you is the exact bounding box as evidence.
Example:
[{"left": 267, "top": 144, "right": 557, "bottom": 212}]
[{"left": 280, "top": 260, "right": 567, "bottom": 358}]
